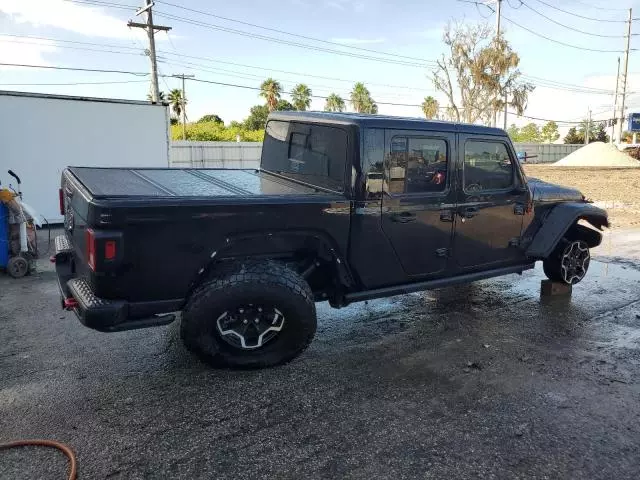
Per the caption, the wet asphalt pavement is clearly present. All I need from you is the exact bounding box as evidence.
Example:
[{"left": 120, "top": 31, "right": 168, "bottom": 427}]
[{"left": 1, "top": 230, "right": 640, "bottom": 479}]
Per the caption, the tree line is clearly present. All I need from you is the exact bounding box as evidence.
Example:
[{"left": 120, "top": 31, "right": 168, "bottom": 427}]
[{"left": 163, "top": 21, "right": 611, "bottom": 144}]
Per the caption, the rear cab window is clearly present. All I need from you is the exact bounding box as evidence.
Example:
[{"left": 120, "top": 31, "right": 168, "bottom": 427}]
[{"left": 261, "top": 120, "right": 348, "bottom": 192}]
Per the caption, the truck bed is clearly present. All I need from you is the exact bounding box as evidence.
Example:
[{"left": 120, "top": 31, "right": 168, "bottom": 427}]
[{"left": 68, "top": 167, "right": 323, "bottom": 198}]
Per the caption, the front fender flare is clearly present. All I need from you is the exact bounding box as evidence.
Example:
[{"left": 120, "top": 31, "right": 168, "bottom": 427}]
[{"left": 526, "top": 203, "right": 609, "bottom": 259}]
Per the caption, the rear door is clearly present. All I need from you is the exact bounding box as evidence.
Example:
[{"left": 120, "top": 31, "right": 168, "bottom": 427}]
[
  {"left": 380, "top": 130, "right": 456, "bottom": 278},
  {"left": 452, "top": 135, "right": 527, "bottom": 269}
]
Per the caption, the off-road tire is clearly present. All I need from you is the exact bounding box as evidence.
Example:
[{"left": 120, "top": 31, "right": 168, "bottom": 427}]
[
  {"left": 543, "top": 239, "right": 590, "bottom": 285},
  {"left": 180, "top": 260, "right": 316, "bottom": 368}
]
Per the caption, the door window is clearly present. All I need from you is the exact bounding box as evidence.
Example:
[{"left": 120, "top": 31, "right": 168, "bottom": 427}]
[
  {"left": 464, "top": 140, "right": 514, "bottom": 192},
  {"left": 386, "top": 136, "right": 448, "bottom": 194}
]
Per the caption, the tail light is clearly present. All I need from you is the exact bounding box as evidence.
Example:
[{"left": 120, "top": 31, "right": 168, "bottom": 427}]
[
  {"left": 86, "top": 228, "right": 96, "bottom": 271},
  {"left": 105, "top": 240, "right": 116, "bottom": 260},
  {"left": 85, "top": 229, "right": 122, "bottom": 271},
  {"left": 59, "top": 188, "right": 65, "bottom": 215}
]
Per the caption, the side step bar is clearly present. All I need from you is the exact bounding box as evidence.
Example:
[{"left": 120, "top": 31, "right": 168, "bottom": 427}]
[{"left": 344, "top": 263, "right": 535, "bottom": 304}]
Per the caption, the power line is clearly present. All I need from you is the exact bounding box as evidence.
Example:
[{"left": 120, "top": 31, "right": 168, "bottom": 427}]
[
  {"left": 155, "top": 50, "right": 436, "bottom": 92},
  {"left": 517, "top": 1, "right": 631, "bottom": 38},
  {"left": 61, "top": 0, "right": 137, "bottom": 10},
  {"left": 152, "top": 11, "right": 433, "bottom": 68},
  {"left": 0, "top": 61, "right": 610, "bottom": 124},
  {"left": 0, "top": 79, "right": 149, "bottom": 86},
  {"left": 4, "top": 29, "right": 619, "bottom": 97},
  {"left": 521, "top": 74, "right": 616, "bottom": 95},
  {"left": 528, "top": 0, "right": 627, "bottom": 22},
  {"left": 159, "top": 58, "right": 419, "bottom": 100},
  {"left": 501, "top": 13, "right": 630, "bottom": 52},
  {"left": 568, "top": 0, "right": 628, "bottom": 10},
  {"left": 154, "top": 0, "right": 434, "bottom": 65},
  {"left": 0, "top": 62, "right": 149, "bottom": 76},
  {"left": 186, "top": 76, "right": 435, "bottom": 107},
  {"left": 0, "top": 33, "right": 142, "bottom": 50},
  {"left": 0, "top": 38, "right": 145, "bottom": 57}
]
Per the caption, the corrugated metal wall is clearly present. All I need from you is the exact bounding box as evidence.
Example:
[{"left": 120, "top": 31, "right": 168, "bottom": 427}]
[
  {"left": 169, "top": 141, "right": 583, "bottom": 168},
  {"left": 170, "top": 141, "right": 262, "bottom": 169},
  {"left": 512, "top": 143, "right": 583, "bottom": 164}
]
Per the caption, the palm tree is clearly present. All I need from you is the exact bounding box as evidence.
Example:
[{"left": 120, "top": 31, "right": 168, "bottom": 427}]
[
  {"left": 350, "top": 82, "right": 377, "bottom": 114},
  {"left": 168, "top": 89, "right": 184, "bottom": 119},
  {"left": 291, "top": 84, "right": 312, "bottom": 111},
  {"left": 260, "top": 78, "right": 282, "bottom": 111},
  {"left": 421, "top": 96, "right": 439, "bottom": 119},
  {"left": 324, "top": 93, "right": 345, "bottom": 112},
  {"left": 146, "top": 90, "right": 165, "bottom": 102},
  {"left": 350, "top": 82, "right": 370, "bottom": 113}
]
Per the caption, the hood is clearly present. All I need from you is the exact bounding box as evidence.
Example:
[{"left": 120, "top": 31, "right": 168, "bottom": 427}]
[{"left": 528, "top": 177, "right": 584, "bottom": 203}]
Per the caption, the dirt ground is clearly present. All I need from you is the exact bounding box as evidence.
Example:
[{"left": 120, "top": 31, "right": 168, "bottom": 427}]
[{"left": 523, "top": 165, "right": 640, "bottom": 229}]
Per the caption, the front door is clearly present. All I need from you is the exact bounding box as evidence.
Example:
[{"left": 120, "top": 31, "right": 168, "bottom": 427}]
[
  {"left": 452, "top": 135, "right": 527, "bottom": 269},
  {"left": 381, "top": 131, "right": 457, "bottom": 279}
]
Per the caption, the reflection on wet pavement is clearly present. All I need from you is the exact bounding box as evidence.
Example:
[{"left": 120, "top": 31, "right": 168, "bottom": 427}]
[{"left": 2, "top": 242, "right": 640, "bottom": 479}]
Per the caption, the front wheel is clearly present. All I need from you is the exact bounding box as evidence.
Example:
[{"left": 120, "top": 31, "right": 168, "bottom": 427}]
[
  {"left": 543, "top": 239, "right": 591, "bottom": 285},
  {"left": 180, "top": 260, "right": 317, "bottom": 368}
]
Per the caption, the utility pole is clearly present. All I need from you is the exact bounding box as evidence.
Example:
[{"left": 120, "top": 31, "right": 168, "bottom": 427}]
[
  {"left": 617, "top": 8, "right": 632, "bottom": 144},
  {"left": 492, "top": 0, "right": 503, "bottom": 127},
  {"left": 172, "top": 74, "right": 195, "bottom": 140},
  {"left": 585, "top": 109, "right": 592, "bottom": 145},
  {"left": 503, "top": 90, "right": 508, "bottom": 130},
  {"left": 495, "top": 0, "right": 502, "bottom": 38},
  {"left": 611, "top": 57, "right": 620, "bottom": 144},
  {"left": 128, "top": 1, "right": 171, "bottom": 103}
]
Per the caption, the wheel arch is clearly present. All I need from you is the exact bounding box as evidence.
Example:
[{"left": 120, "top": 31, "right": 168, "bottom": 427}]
[
  {"left": 526, "top": 203, "right": 609, "bottom": 259},
  {"left": 189, "top": 229, "right": 355, "bottom": 300}
]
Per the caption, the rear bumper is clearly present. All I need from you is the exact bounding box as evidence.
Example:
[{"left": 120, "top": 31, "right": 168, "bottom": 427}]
[{"left": 54, "top": 235, "right": 178, "bottom": 332}]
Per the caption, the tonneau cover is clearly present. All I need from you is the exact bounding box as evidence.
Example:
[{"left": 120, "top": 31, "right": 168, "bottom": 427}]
[{"left": 68, "top": 167, "right": 321, "bottom": 198}]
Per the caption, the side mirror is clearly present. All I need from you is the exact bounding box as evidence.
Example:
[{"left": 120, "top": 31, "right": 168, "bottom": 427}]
[{"left": 512, "top": 184, "right": 528, "bottom": 194}]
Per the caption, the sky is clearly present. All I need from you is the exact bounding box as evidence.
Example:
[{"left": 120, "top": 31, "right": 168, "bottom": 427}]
[{"left": 1, "top": 0, "right": 640, "bottom": 137}]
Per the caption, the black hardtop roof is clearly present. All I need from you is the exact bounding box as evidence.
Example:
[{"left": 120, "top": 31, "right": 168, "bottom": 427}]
[{"left": 268, "top": 111, "right": 506, "bottom": 136}]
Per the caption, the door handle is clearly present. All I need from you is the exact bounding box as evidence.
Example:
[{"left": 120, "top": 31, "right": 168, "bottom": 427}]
[
  {"left": 391, "top": 212, "right": 417, "bottom": 223},
  {"left": 440, "top": 210, "right": 454, "bottom": 222},
  {"left": 461, "top": 207, "right": 479, "bottom": 219}
]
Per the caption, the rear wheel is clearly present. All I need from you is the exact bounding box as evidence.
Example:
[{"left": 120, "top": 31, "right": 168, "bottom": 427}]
[
  {"left": 180, "top": 260, "right": 317, "bottom": 368},
  {"left": 543, "top": 239, "right": 590, "bottom": 285}
]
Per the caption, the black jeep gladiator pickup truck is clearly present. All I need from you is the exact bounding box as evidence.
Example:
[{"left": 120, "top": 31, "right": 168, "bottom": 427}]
[{"left": 55, "top": 112, "right": 608, "bottom": 368}]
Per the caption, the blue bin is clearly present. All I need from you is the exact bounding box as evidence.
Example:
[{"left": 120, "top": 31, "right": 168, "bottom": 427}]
[{"left": 0, "top": 203, "right": 8, "bottom": 269}]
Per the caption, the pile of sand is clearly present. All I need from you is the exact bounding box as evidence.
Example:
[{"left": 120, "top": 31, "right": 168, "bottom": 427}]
[{"left": 553, "top": 142, "right": 640, "bottom": 167}]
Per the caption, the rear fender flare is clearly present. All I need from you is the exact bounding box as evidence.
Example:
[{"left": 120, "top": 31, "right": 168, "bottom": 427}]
[
  {"left": 526, "top": 203, "right": 609, "bottom": 259},
  {"left": 190, "top": 229, "right": 354, "bottom": 295}
]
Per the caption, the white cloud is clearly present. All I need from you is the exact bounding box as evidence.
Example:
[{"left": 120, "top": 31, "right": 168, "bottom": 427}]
[
  {"left": 326, "top": 0, "right": 366, "bottom": 12},
  {"left": 0, "top": 40, "right": 57, "bottom": 68},
  {"left": 0, "top": 0, "right": 146, "bottom": 39},
  {"left": 326, "top": 0, "right": 346, "bottom": 9},
  {"left": 330, "top": 37, "right": 385, "bottom": 45}
]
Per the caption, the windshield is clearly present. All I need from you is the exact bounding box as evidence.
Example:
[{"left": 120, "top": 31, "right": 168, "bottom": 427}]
[{"left": 261, "top": 120, "right": 347, "bottom": 192}]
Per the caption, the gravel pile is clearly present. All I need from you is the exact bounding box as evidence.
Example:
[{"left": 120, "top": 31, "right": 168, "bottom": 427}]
[{"left": 553, "top": 142, "right": 640, "bottom": 167}]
